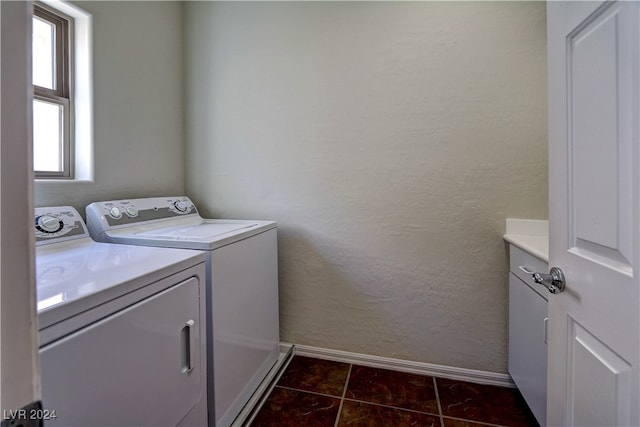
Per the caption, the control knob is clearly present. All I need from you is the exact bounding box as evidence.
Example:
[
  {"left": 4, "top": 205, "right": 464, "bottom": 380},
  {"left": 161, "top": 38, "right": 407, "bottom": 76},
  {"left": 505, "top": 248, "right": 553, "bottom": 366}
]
[
  {"left": 36, "top": 215, "right": 64, "bottom": 234},
  {"left": 125, "top": 206, "right": 138, "bottom": 217},
  {"left": 108, "top": 206, "right": 123, "bottom": 219},
  {"left": 174, "top": 200, "right": 189, "bottom": 213}
]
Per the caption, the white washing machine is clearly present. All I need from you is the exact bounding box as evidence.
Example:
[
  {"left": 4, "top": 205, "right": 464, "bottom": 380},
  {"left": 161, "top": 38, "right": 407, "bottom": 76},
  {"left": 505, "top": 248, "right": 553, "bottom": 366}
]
[
  {"left": 85, "top": 197, "right": 280, "bottom": 427},
  {"left": 35, "top": 206, "right": 208, "bottom": 427}
]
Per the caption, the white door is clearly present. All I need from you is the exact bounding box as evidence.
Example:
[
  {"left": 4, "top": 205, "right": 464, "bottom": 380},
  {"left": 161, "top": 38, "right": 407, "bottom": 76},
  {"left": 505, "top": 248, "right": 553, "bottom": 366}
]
[{"left": 547, "top": 2, "right": 639, "bottom": 426}]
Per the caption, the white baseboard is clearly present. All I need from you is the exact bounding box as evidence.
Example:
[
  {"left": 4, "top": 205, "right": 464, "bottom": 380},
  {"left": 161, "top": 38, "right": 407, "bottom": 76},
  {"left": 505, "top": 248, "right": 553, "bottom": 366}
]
[{"left": 288, "top": 343, "right": 515, "bottom": 388}]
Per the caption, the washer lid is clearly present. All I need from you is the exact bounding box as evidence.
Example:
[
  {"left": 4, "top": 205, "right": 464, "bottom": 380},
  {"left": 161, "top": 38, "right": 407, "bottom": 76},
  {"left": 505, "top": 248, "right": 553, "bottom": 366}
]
[
  {"left": 101, "top": 218, "right": 277, "bottom": 251},
  {"left": 36, "top": 238, "right": 205, "bottom": 330},
  {"left": 135, "top": 221, "right": 260, "bottom": 240}
]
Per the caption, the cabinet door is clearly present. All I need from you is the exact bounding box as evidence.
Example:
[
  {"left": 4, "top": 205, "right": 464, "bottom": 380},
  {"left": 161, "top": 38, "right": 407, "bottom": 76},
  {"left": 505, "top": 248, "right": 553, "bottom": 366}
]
[
  {"left": 508, "top": 272, "right": 548, "bottom": 426},
  {"left": 40, "top": 277, "right": 202, "bottom": 427}
]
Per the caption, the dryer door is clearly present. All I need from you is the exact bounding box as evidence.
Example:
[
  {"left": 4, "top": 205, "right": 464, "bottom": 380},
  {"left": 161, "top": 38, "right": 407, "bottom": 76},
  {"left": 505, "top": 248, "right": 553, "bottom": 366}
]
[{"left": 40, "top": 277, "right": 203, "bottom": 427}]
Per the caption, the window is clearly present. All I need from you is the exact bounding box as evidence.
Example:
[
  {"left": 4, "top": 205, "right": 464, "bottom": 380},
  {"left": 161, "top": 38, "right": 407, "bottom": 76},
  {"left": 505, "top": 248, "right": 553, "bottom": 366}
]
[
  {"left": 32, "top": 0, "right": 93, "bottom": 182},
  {"left": 32, "top": 3, "right": 74, "bottom": 178}
]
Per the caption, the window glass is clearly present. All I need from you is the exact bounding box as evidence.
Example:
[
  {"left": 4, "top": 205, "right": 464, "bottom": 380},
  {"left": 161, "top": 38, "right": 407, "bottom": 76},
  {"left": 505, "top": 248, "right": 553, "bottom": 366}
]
[
  {"left": 33, "top": 99, "right": 64, "bottom": 172},
  {"left": 32, "top": 15, "right": 55, "bottom": 90}
]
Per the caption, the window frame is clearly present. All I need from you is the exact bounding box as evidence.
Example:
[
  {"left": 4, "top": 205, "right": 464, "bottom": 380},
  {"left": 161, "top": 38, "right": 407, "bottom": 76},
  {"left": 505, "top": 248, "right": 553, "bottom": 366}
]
[{"left": 33, "top": 2, "right": 75, "bottom": 179}]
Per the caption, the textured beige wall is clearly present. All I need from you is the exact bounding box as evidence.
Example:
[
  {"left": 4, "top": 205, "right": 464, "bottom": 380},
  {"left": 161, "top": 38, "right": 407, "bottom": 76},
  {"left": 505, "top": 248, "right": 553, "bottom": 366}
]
[
  {"left": 35, "top": 1, "right": 185, "bottom": 213},
  {"left": 184, "top": 1, "right": 548, "bottom": 373}
]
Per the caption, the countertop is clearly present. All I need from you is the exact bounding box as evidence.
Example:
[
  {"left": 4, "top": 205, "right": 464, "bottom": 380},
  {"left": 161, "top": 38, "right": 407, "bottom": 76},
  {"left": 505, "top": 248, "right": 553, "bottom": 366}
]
[{"left": 503, "top": 219, "right": 549, "bottom": 262}]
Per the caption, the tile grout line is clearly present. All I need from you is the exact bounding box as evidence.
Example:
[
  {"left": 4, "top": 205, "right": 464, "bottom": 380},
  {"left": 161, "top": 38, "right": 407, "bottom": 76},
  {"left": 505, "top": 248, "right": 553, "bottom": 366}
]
[
  {"left": 275, "top": 385, "right": 343, "bottom": 400},
  {"left": 341, "top": 397, "right": 441, "bottom": 417},
  {"left": 441, "top": 415, "right": 511, "bottom": 427},
  {"left": 433, "top": 377, "right": 516, "bottom": 427},
  {"left": 281, "top": 365, "right": 448, "bottom": 424},
  {"left": 333, "top": 363, "right": 353, "bottom": 427},
  {"left": 433, "top": 376, "right": 445, "bottom": 427}
]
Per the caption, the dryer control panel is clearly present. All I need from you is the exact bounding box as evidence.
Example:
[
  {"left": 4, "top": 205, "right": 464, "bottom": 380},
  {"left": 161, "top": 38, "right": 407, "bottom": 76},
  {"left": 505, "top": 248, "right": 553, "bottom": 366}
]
[
  {"left": 35, "top": 206, "right": 89, "bottom": 245},
  {"left": 86, "top": 196, "right": 200, "bottom": 231}
]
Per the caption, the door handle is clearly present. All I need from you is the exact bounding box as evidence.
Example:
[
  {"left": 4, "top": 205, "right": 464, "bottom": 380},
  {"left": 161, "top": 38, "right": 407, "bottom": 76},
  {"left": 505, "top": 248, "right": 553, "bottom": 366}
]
[
  {"left": 532, "top": 267, "right": 566, "bottom": 294},
  {"left": 181, "top": 319, "right": 195, "bottom": 374}
]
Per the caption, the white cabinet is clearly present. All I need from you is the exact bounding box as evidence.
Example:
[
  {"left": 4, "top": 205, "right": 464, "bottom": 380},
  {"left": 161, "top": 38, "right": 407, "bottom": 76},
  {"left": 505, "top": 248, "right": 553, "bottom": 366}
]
[{"left": 508, "top": 244, "right": 548, "bottom": 427}]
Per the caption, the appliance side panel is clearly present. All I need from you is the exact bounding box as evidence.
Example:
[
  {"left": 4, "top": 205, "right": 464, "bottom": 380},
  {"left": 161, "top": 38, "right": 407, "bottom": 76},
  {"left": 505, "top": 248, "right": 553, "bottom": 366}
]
[{"left": 210, "top": 229, "right": 280, "bottom": 425}]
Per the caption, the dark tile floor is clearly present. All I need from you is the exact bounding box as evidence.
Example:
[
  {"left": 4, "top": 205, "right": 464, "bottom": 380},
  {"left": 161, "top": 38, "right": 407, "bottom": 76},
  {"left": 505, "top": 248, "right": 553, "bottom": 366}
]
[{"left": 250, "top": 355, "right": 539, "bottom": 427}]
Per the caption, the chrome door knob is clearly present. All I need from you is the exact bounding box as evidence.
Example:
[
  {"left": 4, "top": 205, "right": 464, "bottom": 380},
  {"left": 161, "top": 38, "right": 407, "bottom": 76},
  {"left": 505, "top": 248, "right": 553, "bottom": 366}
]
[{"left": 532, "top": 267, "right": 566, "bottom": 294}]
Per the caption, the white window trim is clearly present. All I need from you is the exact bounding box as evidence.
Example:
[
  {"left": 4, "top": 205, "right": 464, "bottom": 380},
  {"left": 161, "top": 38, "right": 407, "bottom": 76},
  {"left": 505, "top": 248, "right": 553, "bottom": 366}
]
[{"left": 37, "top": 0, "right": 93, "bottom": 182}]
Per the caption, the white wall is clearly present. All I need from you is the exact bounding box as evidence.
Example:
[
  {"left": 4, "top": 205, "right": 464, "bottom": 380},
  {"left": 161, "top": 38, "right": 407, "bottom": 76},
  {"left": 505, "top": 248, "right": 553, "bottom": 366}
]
[
  {"left": 34, "top": 1, "right": 185, "bottom": 212},
  {"left": 1, "top": 0, "right": 39, "bottom": 412},
  {"left": 184, "top": 1, "right": 548, "bottom": 373}
]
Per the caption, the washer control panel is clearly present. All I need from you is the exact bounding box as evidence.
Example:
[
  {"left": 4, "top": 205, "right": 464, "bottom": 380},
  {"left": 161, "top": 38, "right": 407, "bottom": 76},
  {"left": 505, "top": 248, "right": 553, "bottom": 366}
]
[
  {"left": 35, "top": 206, "right": 89, "bottom": 245},
  {"left": 86, "top": 196, "right": 199, "bottom": 230}
]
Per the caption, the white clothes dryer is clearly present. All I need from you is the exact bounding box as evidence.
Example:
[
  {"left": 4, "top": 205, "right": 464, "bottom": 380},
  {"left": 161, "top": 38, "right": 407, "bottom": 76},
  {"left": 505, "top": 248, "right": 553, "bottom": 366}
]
[
  {"left": 86, "top": 197, "right": 280, "bottom": 427},
  {"left": 35, "top": 206, "right": 207, "bottom": 427}
]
